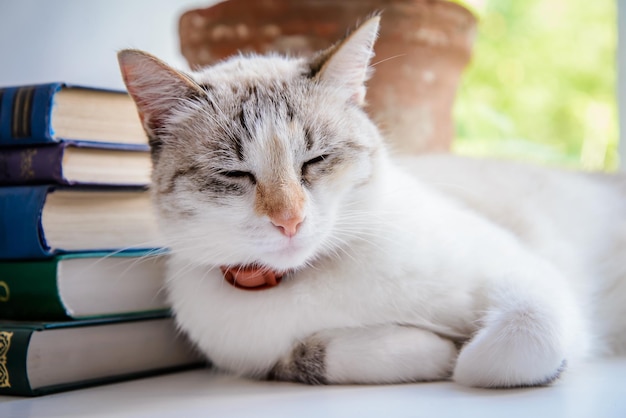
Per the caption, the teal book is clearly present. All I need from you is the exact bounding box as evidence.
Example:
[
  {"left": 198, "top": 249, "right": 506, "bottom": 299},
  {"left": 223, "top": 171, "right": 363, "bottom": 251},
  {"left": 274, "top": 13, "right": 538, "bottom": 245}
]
[
  {"left": 0, "top": 82, "right": 147, "bottom": 148},
  {"left": 0, "top": 250, "right": 169, "bottom": 320},
  {"left": 0, "top": 185, "right": 164, "bottom": 259},
  {"left": 0, "top": 314, "right": 205, "bottom": 396}
]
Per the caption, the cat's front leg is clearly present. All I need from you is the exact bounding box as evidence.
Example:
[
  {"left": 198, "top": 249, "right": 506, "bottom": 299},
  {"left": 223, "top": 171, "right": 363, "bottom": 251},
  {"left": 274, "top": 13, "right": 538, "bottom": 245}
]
[
  {"left": 453, "top": 259, "right": 584, "bottom": 388},
  {"left": 269, "top": 325, "right": 457, "bottom": 384}
]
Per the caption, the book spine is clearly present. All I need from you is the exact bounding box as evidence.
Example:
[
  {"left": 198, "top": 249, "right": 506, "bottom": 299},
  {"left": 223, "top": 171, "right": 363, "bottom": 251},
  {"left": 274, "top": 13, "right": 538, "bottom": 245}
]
[
  {"left": 0, "top": 327, "right": 35, "bottom": 396},
  {"left": 0, "top": 259, "right": 69, "bottom": 320},
  {"left": 0, "top": 144, "right": 66, "bottom": 185},
  {"left": 0, "top": 185, "right": 51, "bottom": 259},
  {"left": 0, "top": 83, "right": 63, "bottom": 146}
]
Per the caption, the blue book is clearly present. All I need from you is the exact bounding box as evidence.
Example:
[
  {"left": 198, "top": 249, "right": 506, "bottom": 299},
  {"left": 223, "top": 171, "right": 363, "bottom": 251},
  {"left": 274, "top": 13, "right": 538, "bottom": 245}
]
[
  {"left": 0, "top": 82, "right": 147, "bottom": 148},
  {"left": 0, "top": 185, "right": 164, "bottom": 259}
]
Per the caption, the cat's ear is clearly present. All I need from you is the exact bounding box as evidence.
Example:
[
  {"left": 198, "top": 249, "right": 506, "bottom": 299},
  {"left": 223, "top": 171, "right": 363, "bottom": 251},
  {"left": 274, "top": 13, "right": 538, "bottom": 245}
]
[
  {"left": 310, "top": 15, "right": 380, "bottom": 106},
  {"left": 117, "top": 49, "right": 204, "bottom": 139}
]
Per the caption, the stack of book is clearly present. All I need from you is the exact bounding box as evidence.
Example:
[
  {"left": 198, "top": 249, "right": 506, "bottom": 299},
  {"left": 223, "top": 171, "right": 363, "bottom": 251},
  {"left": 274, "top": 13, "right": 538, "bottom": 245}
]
[{"left": 0, "top": 83, "right": 203, "bottom": 396}]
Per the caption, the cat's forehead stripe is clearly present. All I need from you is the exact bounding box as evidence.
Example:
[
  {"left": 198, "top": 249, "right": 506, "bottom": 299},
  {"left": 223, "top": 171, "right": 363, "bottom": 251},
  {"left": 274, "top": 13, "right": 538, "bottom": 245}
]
[
  {"left": 196, "top": 75, "right": 320, "bottom": 157},
  {"left": 238, "top": 81, "right": 306, "bottom": 143},
  {"left": 304, "top": 127, "right": 314, "bottom": 151},
  {"left": 285, "top": 102, "right": 295, "bottom": 121},
  {"left": 231, "top": 128, "right": 245, "bottom": 161}
]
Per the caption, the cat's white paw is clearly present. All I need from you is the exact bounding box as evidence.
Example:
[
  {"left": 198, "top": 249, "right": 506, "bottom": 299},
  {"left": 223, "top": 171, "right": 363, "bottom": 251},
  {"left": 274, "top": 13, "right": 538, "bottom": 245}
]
[
  {"left": 323, "top": 325, "right": 458, "bottom": 384},
  {"left": 271, "top": 325, "right": 458, "bottom": 385},
  {"left": 453, "top": 306, "right": 568, "bottom": 388}
]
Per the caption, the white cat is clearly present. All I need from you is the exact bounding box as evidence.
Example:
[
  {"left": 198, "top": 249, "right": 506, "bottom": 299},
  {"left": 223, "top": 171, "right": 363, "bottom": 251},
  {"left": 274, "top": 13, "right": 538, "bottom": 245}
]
[{"left": 118, "top": 16, "right": 626, "bottom": 388}]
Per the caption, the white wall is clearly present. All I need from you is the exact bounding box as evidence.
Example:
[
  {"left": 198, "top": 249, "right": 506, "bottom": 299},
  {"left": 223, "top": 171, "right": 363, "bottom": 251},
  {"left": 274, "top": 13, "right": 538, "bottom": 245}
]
[{"left": 0, "top": 0, "right": 218, "bottom": 90}]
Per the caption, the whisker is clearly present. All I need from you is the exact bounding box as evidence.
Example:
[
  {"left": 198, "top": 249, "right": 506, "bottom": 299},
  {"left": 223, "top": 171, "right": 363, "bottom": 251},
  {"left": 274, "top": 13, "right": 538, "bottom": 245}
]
[{"left": 371, "top": 53, "right": 407, "bottom": 67}]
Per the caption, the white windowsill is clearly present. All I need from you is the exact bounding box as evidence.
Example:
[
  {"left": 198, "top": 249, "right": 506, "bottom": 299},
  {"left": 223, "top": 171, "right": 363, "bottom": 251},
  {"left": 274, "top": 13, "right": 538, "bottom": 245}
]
[{"left": 1, "top": 357, "right": 625, "bottom": 418}]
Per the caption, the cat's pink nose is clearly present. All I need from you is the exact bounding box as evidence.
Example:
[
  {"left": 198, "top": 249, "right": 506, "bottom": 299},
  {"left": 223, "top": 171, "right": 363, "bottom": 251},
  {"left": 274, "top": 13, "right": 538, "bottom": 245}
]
[{"left": 270, "top": 213, "right": 304, "bottom": 237}]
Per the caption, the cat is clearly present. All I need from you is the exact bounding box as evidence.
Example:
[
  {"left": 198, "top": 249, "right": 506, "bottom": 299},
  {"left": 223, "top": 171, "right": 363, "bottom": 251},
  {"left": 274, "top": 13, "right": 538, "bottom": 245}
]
[{"left": 117, "top": 15, "right": 626, "bottom": 388}]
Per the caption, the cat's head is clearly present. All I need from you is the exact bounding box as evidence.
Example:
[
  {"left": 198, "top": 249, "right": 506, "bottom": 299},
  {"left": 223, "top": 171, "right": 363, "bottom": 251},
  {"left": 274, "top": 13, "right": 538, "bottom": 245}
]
[{"left": 118, "top": 16, "right": 385, "bottom": 273}]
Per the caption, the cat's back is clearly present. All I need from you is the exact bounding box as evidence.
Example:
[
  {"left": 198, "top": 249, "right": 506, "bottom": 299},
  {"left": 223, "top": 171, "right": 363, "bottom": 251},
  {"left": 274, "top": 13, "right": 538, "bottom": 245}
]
[
  {"left": 397, "top": 154, "right": 626, "bottom": 274},
  {"left": 399, "top": 153, "right": 625, "bottom": 217}
]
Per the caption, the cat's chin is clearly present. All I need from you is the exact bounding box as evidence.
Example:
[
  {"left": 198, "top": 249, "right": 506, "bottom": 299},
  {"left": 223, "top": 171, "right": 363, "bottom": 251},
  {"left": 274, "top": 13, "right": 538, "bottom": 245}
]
[
  {"left": 250, "top": 232, "right": 323, "bottom": 271},
  {"left": 258, "top": 246, "right": 316, "bottom": 272}
]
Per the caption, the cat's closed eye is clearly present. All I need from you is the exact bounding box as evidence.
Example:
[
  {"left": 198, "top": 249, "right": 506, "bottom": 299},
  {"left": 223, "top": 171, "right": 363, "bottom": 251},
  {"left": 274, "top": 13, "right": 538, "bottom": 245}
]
[
  {"left": 304, "top": 155, "right": 328, "bottom": 167},
  {"left": 219, "top": 170, "right": 256, "bottom": 184},
  {"left": 302, "top": 154, "right": 329, "bottom": 178}
]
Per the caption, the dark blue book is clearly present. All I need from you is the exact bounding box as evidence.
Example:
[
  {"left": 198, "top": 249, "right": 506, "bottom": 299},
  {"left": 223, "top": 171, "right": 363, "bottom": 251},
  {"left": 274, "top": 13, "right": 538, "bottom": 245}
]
[
  {"left": 0, "top": 142, "right": 150, "bottom": 186},
  {"left": 0, "top": 82, "right": 147, "bottom": 148},
  {"left": 0, "top": 185, "right": 164, "bottom": 259}
]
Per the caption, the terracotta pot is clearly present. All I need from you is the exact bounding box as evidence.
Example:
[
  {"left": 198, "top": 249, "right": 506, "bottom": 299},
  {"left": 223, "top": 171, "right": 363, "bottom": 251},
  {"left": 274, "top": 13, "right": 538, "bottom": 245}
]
[{"left": 179, "top": 0, "right": 476, "bottom": 154}]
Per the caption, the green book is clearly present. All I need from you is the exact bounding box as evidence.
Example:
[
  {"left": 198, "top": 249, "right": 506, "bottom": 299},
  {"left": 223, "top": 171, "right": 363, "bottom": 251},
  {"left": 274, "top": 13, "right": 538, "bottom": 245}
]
[
  {"left": 0, "top": 250, "right": 169, "bottom": 320},
  {"left": 0, "top": 313, "right": 205, "bottom": 396}
]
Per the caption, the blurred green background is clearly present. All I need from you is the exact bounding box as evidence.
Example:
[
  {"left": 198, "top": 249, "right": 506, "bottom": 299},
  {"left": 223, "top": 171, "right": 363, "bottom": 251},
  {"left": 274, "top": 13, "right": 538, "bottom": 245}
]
[{"left": 453, "top": 0, "right": 618, "bottom": 171}]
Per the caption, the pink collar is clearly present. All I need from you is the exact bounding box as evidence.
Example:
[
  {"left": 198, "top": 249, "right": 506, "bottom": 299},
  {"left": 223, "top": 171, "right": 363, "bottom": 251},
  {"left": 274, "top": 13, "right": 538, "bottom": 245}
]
[{"left": 221, "top": 265, "right": 283, "bottom": 291}]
